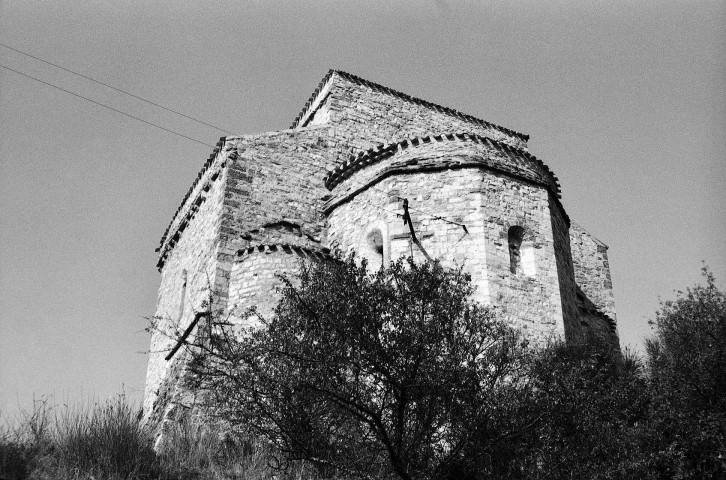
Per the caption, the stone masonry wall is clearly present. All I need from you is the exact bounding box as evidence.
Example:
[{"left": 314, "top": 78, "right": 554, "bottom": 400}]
[
  {"left": 304, "top": 72, "right": 528, "bottom": 161},
  {"left": 145, "top": 71, "right": 620, "bottom": 436},
  {"left": 327, "top": 168, "right": 490, "bottom": 305},
  {"left": 227, "top": 246, "right": 324, "bottom": 328},
  {"left": 324, "top": 134, "right": 558, "bottom": 204},
  {"left": 327, "top": 148, "right": 573, "bottom": 344},
  {"left": 477, "top": 172, "right": 568, "bottom": 342},
  {"left": 549, "top": 198, "right": 581, "bottom": 342},
  {"left": 569, "top": 222, "right": 617, "bottom": 320},
  {"left": 213, "top": 129, "right": 334, "bottom": 310},
  {"left": 580, "top": 310, "right": 618, "bottom": 346},
  {"left": 143, "top": 161, "right": 228, "bottom": 427}
]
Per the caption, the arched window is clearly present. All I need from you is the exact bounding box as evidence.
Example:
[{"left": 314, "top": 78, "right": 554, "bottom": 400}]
[
  {"left": 508, "top": 226, "right": 536, "bottom": 277},
  {"left": 359, "top": 221, "right": 388, "bottom": 272},
  {"left": 362, "top": 229, "right": 384, "bottom": 270}
]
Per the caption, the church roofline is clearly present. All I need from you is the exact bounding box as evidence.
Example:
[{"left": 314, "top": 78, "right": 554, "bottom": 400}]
[
  {"left": 324, "top": 132, "right": 561, "bottom": 197},
  {"left": 290, "top": 69, "right": 530, "bottom": 142},
  {"left": 235, "top": 243, "right": 332, "bottom": 260},
  {"left": 156, "top": 136, "right": 227, "bottom": 261},
  {"left": 155, "top": 128, "right": 329, "bottom": 267},
  {"left": 578, "top": 299, "right": 618, "bottom": 334},
  {"left": 322, "top": 132, "right": 570, "bottom": 227},
  {"left": 570, "top": 221, "right": 609, "bottom": 249}
]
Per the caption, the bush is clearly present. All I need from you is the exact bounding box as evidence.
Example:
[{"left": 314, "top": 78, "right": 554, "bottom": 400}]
[
  {"left": 0, "top": 396, "right": 161, "bottom": 480},
  {"left": 187, "top": 256, "right": 531, "bottom": 480},
  {"left": 0, "top": 396, "right": 300, "bottom": 480},
  {"left": 644, "top": 266, "right": 726, "bottom": 478},
  {"left": 522, "top": 341, "right": 652, "bottom": 479},
  {"left": 39, "top": 397, "right": 159, "bottom": 479}
]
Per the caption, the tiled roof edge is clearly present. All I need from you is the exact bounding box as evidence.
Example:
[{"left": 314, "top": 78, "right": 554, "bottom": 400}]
[
  {"left": 579, "top": 303, "right": 618, "bottom": 334},
  {"left": 290, "top": 69, "right": 529, "bottom": 142},
  {"left": 323, "top": 132, "right": 561, "bottom": 198},
  {"left": 235, "top": 243, "right": 333, "bottom": 261},
  {"left": 156, "top": 137, "right": 227, "bottom": 261},
  {"left": 570, "top": 221, "right": 609, "bottom": 249}
]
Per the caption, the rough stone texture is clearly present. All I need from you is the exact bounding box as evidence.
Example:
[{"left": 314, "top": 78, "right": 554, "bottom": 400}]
[
  {"left": 569, "top": 222, "right": 618, "bottom": 344},
  {"left": 143, "top": 149, "right": 228, "bottom": 428},
  {"left": 227, "top": 246, "right": 326, "bottom": 327},
  {"left": 213, "top": 130, "right": 332, "bottom": 310},
  {"left": 580, "top": 310, "right": 619, "bottom": 346},
  {"left": 324, "top": 133, "right": 559, "bottom": 201},
  {"left": 569, "top": 222, "right": 617, "bottom": 320},
  {"left": 549, "top": 197, "right": 581, "bottom": 342},
  {"left": 477, "top": 172, "right": 571, "bottom": 342},
  {"left": 327, "top": 169, "right": 490, "bottom": 304},
  {"left": 143, "top": 70, "right": 619, "bottom": 436},
  {"left": 297, "top": 71, "right": 528, "bottom": 152},
  {"left": 325, "top": 138, "right": 572, "bottom": 343}
]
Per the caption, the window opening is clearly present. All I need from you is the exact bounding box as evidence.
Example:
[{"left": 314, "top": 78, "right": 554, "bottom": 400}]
[
  {"left": 362, "top": 229, "right": 384, "bottom": 270},
  {"left": 508, "top": 226, "right": 536, "bottom": 276},
  {"left": 520, "top": 241, "right": 536, "bottom": 276},
  {"left": 359, "top": 221, "right": 389, "bottom": 272},
  {"left": 178, "top": 269, "right": 187, "bottom": 319},
  {"left": 508, "top": 226, "right": 524, "bottom": 274}
]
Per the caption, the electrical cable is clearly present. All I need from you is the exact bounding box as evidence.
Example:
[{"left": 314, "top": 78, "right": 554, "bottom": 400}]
[
  {"left": 0, "top": 63, "right": 214, "bottom": 148},
  {"left": 1, "top": 43, "right": 469, "bottom": 236},
  {"left": 0, "top": 43, "right": 236, "bottom": 135}
]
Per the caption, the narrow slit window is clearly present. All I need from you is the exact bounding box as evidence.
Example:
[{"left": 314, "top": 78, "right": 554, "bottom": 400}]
[
  {"left": 508, "top": 226, "right": 524, "bottom": 274},
  {"left": 359, "top": 221, "right": 389, "bottom": 272},
  {"left": 508, "top": 226, "right": 536, "bottom": 276},
  {"left": 178, "top": 269, "right": 187, "bottom": 319}
]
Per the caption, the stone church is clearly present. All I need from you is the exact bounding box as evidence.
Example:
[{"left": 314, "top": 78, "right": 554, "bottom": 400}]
[{"left": 142, "top": 70, "right": 618, "bottom": 430}]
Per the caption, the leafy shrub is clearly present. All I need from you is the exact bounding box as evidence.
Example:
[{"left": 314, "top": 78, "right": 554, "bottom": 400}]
[{"left": 187, "top": 256, "right": 530, "bottom": 480}]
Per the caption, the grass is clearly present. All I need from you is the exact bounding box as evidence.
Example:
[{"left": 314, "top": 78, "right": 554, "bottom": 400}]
[{"left": 0, "top": 396, "right": 314, "bottom": 480}]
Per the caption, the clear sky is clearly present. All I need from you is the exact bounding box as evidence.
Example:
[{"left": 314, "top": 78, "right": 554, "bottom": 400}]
[{"left": 1, "top": 0, "right": 724, "bottom": 417}]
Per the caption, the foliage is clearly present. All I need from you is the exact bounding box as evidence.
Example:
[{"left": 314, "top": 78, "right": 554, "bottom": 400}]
[
  {"left": 0, "top": 396, "right": 297, "bottom": 480},
  {"left": 644, "top": 266, "right": 726, "bottom": 478},
  {"left": 187, "top": 259, "right": 726, "bottom": 479},
  {"left": 6, "top": 265, "right": 723, "bottom": 479},
  {"left": 508, "top": 267, "right": 726, "bottom": 479},
  {"left": 0, "top": 396, "right": 161, "bottom": 480},
  {"left": 190, "top": 256, "right": 531, "bottom": 480},
  {"left": 44, "top": 396, "right": 158, "bottom": 478},
  {"left": 0, "top": 398, "right": 52, "bottom": 480},
  {"left": 520, "top": 341, "right": 653, "bottom": 479}
]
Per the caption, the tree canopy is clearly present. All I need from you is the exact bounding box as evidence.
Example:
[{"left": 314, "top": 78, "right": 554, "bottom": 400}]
[
  {"left": 643, "top": 266, "right": 726, "bottom": 477},
  {"left": 180, "top": 259, "right": 725, "bottom": 480},
  {"left": 189, "top": 257, "right": 533, "bottom": 480}
]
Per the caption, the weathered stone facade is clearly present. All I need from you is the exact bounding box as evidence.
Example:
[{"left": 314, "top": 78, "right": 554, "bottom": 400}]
[{"left": 143, "top": 70, "right": 619, "bottom": 433}]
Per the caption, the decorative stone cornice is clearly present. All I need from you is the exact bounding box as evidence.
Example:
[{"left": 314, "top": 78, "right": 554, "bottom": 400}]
[
  {"left": 290, "top": 69, "right": 529, "bottom": 142},
  {"left": 579, "top": 303, "right": 618, "bottom": 334},
  {"left": 235, "top": 243, "right": 332, "bottom": 261},
  {"left": 156, "top": 137, "right": 228, "bottom": 269},
  {"left": 322, "top": 132, "right": 570, "bottom": 227},
  {"left": 323, "top": 132, "right": 561, "bottom": 197}
]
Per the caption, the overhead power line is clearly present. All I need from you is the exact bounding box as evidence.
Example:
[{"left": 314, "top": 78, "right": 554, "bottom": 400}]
[
  {"left": 0, "top": 43, "right": 236, "bottom": 135},
  {"left": 0, "top": 63, "right": 214, "bottom": 148},
  {"left": 0, "top": 43, "right": 472, "bottom": 234}
]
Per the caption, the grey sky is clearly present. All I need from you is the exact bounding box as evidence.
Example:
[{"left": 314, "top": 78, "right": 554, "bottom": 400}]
[{"left": 1, "top": 0, "right": 724, "bottom": 416}]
